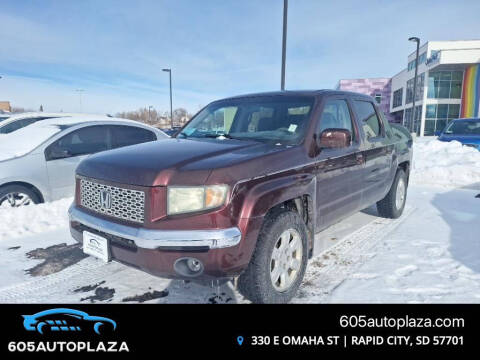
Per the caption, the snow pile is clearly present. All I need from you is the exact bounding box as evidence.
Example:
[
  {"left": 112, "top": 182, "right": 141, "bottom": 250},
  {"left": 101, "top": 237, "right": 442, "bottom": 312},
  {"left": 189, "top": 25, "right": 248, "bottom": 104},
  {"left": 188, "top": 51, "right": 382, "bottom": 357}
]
[
  {"left": 0, "top": 198, "right": 72, "bottom": 242},
  {"left": 411, "top": 138, "right": 480, "bottom": 189}
]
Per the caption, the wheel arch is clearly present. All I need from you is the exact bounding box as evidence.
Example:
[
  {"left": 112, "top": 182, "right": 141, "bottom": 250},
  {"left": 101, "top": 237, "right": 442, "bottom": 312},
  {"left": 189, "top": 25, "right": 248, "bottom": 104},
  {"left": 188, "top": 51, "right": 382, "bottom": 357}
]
[{"left": 0, "top": 181, "right": 45, "bottom": 203}]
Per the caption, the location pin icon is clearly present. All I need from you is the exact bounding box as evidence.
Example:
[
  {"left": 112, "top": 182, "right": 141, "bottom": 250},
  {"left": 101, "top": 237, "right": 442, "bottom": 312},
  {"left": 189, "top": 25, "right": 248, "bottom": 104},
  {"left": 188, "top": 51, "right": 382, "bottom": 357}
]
[{"left": 237, "top": 336, "right": 244, "bottom": 346}]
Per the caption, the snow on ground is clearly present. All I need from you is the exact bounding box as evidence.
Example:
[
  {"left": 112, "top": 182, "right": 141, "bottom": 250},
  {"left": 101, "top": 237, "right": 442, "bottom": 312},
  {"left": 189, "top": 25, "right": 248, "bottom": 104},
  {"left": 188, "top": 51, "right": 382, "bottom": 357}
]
[
  {"left": 0, "top": 198, "right": 71, "bottom": 242},
  {"left": 411, "top": 138, "right": 480, "bottom": 189},
  {"left": 0, "top": 137, "right": 479, "bottom": 303}
]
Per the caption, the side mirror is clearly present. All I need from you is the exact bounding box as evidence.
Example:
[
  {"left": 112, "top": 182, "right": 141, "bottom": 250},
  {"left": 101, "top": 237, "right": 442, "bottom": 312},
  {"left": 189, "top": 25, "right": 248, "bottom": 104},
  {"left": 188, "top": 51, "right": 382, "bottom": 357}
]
[
  {"left": 318, "top": 129, "right": 352, "bottom": 149},
  {"left": 434, "top": 130, "right": 442, "bottom": 136},
  {"left": 49, "top": 146, "right": 70, "bottom": 160}
]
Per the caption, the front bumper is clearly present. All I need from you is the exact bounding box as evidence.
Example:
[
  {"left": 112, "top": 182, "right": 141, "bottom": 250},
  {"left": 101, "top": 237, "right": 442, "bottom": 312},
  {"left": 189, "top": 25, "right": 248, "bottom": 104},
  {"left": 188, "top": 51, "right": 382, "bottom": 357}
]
[
  {"left": 68, "top": 205, "right": 248, "bottom": 280},
  {"left": 68, "top": 205, "right": 241, "bottom": 250}
]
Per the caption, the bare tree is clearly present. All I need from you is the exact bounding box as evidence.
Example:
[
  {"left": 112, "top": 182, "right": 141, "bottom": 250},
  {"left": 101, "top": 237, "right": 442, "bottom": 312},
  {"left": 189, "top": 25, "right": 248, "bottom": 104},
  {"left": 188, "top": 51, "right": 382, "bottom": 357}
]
[
  {"left": 172, "top": 108, "right": 192, "bottom": 126},
  {"left": 116, "top": 107, "right": 171, "bottom": 128},
  {"left": 116, "top": 107, "right": 192, "bottom": 128},
  {"left": 11, "top": 106, "right": 34, "bottom": 113}
]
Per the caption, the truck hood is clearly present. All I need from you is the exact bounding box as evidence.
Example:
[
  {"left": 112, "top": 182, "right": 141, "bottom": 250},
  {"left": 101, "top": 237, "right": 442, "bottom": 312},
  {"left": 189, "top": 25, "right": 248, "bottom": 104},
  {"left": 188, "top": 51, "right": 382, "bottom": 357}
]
[{"left": 76, "top": 138, "right": 288, "bottom": 186}]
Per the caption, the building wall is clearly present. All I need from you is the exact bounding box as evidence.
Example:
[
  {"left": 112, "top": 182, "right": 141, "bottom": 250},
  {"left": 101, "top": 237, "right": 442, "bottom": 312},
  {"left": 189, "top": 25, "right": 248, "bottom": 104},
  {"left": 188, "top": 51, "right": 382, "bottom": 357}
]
[
  {"left": 337, "top": 78, "right": 393, "bottom": 121},
  {"left": 0, "top": 101, "right": 11, "bottom": 112},
  {"left": 390, "top": 40, "right": 480, "bottom": 135},
  {"left": 460, "top": 64, "right": 480, "bottom": 118}
]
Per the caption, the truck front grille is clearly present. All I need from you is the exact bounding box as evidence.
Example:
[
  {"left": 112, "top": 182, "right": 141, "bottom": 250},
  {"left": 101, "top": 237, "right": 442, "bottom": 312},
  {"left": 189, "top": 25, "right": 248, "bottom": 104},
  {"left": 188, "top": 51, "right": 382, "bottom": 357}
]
[{"left": 80, "top": 179, "right": 145, "bottom": 223}]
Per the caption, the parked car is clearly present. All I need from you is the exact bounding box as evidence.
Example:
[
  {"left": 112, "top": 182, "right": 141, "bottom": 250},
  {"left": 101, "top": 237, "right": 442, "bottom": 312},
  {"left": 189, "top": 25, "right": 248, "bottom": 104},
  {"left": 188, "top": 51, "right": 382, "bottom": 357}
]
[
  {"left": 0, "top": 112, "right": 111, "bottom": 134},
  {"left": 69, "top": 90, "right": 412, "bottom": 303},
  {"left": 437, "top": 118, "right": 480, "bottom": 150},
  {"left": 0, "top": 117, "right": 167, "bottom": 208},
  {"left": 0, "top": 111, "right": 11, "bottom": 122}
]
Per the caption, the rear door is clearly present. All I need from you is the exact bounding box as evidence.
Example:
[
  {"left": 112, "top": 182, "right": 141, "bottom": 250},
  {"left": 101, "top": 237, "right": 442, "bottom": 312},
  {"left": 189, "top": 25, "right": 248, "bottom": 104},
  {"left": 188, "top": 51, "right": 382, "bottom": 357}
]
[
  {"left": 351, "top": 99, "right": 393, "bottom": 206},
  {"left": 45, "top": 125, "right": 110, "bottom": 200},
  {"left": 314, "top": 96, "right": 365, "bottom": 230}
]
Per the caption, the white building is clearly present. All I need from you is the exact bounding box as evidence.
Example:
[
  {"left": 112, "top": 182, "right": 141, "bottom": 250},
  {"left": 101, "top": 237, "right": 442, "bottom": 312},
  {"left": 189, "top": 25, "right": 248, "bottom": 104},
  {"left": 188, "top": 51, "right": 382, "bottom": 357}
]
[{"left": 390, "top": 40, "right": 480, "bottom": 136}]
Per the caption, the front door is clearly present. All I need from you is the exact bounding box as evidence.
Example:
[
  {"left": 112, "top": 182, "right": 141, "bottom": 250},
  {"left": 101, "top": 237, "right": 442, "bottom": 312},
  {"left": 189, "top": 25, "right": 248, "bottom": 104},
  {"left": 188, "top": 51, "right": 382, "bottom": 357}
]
[
  {"left": 45, "top": 126, "right": 110, "bottom": 200},
  {"left": 314, "top": 97, "right": 365, "bottom": 231}
]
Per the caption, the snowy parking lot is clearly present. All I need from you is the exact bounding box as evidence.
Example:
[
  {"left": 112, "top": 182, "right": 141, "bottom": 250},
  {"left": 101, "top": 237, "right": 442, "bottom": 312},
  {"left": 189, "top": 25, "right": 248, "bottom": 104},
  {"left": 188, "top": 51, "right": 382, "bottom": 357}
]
[{"left": 0, "top": 138, "right": 479, "bottom": 303}]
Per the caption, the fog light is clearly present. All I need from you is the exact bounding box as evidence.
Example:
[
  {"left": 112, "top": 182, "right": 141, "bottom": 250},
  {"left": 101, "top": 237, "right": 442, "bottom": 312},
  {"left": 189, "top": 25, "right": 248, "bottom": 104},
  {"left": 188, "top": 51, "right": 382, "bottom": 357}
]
[
  {"left": 187, "top": 258, "right": 202, "bottom": 272},
  {"left": 174, "top": 257, "right": 204, "bottom": 277}
]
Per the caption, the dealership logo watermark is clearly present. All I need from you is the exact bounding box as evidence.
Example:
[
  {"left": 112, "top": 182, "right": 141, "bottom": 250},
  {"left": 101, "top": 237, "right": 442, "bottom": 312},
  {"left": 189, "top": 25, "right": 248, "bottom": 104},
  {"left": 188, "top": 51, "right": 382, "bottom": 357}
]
[
  {"left": 23, "top": 308, "right": 116, "bottom": 335},
  {"left": 7, "top": 308, "right": 129, "bottom": 353}
]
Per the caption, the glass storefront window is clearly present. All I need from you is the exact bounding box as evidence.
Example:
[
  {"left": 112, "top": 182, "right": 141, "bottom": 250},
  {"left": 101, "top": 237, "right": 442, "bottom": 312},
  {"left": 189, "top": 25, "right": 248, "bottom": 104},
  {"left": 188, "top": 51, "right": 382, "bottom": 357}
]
[
  {"left": 437, "top": 104, "right": 448, "bottom": 118},
  {"left": 406, "top": 73, "right": 425, "bottom": 104},
  {"left": 422, "top": 103, "right": 461, "bottom": 136},
  {"left": 426, "top": 104, "right": 436, "bottom": 118},
  {"left": 427, "top": 70, "right": 463, "bottom": 99},
  {"left": 449, "top": 104, "right": 460, "bottom": 118},
  {"left": 440, "top": 72, "right": 451, "bottom": 81},
  {"left": 425, "top": 120, "right": 436, "bottom": 135},
  {"left": 452, "top": 71, "right": 463, "bottom": 81},
  {"left": 436, "top": 119, "right": 447, "bottom": 133},
  {"left": 450, "top": 81, "right": 462, "bottom": 98}
]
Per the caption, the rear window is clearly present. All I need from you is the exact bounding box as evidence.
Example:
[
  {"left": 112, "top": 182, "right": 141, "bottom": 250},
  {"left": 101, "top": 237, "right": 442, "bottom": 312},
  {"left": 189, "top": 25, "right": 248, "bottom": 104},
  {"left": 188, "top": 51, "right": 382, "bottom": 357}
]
[
  {"left": 110, "top": 126, "right": 157, "bottom": 149},
  {"left": 0, "top": 116, "right": 55, "bottom": 134}
]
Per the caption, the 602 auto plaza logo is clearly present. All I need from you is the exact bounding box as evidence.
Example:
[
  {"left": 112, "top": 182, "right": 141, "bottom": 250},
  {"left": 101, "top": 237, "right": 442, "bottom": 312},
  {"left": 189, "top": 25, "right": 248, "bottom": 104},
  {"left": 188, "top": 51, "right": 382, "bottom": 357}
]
[{"left": 7, "top": 308, "right": 129, "bottom": 353}]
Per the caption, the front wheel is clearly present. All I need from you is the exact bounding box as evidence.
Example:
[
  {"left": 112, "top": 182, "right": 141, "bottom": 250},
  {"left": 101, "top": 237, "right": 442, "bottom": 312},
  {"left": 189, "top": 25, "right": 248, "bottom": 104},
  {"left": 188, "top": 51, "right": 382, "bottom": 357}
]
[
  {"left": 0, "top": 185, "right": 41, "bottom": 209},
  {"left": 376, "top": 168, "right": 407, "bottom": 219},
  {"left": 238, "top": 209, "right": 308, "bottom": 303}
]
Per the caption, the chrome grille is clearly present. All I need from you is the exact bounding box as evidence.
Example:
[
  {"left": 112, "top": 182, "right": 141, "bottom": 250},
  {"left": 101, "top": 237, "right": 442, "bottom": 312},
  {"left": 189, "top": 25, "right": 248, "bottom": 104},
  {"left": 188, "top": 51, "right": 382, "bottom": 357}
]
[{"left": 80, "top": 179, "right": 145, "bottom": 223}]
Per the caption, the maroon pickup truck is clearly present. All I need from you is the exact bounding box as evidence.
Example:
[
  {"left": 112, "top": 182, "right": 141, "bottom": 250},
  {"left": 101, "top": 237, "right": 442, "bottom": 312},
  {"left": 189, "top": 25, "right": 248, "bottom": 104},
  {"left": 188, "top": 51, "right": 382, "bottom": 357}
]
[{"left": 69, "top": 90, "right": 412, "bottom": 303}]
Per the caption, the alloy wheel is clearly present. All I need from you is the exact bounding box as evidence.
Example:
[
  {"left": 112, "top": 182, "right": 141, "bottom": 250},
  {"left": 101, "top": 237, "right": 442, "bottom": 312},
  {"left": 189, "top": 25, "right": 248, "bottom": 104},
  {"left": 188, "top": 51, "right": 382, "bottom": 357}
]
[{"left": 270, "top": 228, "right": 303, "bottom": 292}]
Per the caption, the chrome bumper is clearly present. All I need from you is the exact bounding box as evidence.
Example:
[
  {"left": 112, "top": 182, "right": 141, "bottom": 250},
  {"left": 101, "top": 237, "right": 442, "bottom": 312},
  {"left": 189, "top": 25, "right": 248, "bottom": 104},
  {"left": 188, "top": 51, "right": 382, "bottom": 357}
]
[{"left": 68, "top": 205, "right": 242, "bottom": 249}]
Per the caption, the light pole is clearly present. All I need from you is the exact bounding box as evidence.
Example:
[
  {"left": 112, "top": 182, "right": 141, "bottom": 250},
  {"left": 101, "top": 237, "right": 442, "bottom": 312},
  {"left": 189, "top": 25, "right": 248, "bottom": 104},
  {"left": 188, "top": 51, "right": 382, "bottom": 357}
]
[
  {"left": 148, "top": 105, "right": 153, "bottom": 123},
  {"left": 281, "top": 0, "right": 288, "bottom": 91},
  {"left": 408, "top": 37, "right": 420, "bottom": 134},
  {"left": 75, "top": 89, "right": 85, "bottom": 112},
  {"left": 162, "top": 68, "right": 173, "bottom": 128}
]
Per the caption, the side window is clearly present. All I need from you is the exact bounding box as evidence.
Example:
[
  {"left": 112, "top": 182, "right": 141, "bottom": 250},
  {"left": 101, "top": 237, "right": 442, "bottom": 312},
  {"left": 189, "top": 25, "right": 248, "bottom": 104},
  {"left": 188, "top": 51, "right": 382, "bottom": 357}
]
[
  {"left": 318, "top": 99, "right": 355, "bottom": 140},
  {"left": 111, "top": 126, "right": 156, "bottom": 149},
  {"left": 353, "top": 100, "right": 382, "bottom": 138},
  {"left": 46, "top": 126, "right": 109, "bottom": 160}
]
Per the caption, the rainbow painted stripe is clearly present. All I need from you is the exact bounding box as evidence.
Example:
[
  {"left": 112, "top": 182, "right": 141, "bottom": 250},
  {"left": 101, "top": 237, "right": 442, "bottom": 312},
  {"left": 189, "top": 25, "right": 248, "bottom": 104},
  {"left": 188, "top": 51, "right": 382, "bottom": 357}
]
[{"left": 460, "top": 64, "right": 480, "bottom": 118}]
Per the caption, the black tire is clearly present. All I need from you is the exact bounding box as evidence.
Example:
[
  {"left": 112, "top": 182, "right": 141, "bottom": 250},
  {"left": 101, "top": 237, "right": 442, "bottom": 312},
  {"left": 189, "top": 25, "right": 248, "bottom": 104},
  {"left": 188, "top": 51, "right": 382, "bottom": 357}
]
[
  {"left": 238, "top": 209, "right": 308, "bottom": 303},
  {"left": 0, "top": 184, "right": 41, "bottom": 208},
  {"left": 376, "top": 168, "right": 407, "bottom": 219}
]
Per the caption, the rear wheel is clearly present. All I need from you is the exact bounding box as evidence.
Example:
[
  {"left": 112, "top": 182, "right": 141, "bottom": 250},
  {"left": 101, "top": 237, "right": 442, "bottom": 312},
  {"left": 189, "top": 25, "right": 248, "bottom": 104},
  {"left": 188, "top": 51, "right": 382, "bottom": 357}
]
[
  {"left": 238, "top": 209, "right": 308, "bottom": 303},
  {"left": 376, "top": 168, "right": 407, "bottom": 219},
  {"left": 0, "top": 185, "right": 41, "bottom": 209}
]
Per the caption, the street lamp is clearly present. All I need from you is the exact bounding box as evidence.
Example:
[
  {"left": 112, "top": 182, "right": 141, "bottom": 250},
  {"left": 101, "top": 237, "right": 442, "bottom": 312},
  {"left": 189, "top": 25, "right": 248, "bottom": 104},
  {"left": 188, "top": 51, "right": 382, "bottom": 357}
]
[
  {"left": 408, "top": 36, "right": 420, "bottom": 134},
  {"left": 162, "top": 68, "right": 173, "bottom": 128},
  {"left": 148, "top": 105, "right": 153, "bottom": 123},
  {"left": 281, "top": 0, "right": 288, "bottom": 91},
  {"left": 75, "top": 89, "right": 85, "bottom": 112}
]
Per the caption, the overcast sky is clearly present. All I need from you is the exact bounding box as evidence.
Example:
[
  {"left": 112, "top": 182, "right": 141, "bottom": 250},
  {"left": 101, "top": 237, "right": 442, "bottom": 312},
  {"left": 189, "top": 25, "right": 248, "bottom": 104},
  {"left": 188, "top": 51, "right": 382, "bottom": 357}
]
[{"left": 1, "top": 0, "right": 479, "bottom": 114}]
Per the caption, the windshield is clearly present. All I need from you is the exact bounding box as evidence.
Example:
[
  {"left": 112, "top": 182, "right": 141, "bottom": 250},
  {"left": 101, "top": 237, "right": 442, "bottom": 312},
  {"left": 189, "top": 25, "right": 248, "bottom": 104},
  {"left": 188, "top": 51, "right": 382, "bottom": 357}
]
[
  {"left": 444, "top": 120, "right": 480, "bottom": 135},
  {"left": 178, "top": 96, "right": 315, "bottom": 145}
]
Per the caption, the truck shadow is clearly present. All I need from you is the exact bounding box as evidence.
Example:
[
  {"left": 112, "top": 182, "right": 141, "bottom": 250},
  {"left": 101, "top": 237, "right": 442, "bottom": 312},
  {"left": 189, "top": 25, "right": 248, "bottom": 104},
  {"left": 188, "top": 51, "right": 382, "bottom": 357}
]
[
  {"left": 431, "top": 186, "right": 480, "bottom": 274},
  {"left": 162, "top": 279, "right": 240, "bottom": 303}
]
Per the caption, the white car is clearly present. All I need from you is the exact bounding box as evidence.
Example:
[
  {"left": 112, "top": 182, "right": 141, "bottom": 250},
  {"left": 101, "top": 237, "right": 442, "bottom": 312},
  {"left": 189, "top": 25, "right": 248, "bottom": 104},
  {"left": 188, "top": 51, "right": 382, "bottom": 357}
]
[
  {"left": 0, "top": 116, "right": 168, "bottom": 208},
  {"left": 0, "top": 112, "right": 112, "bottom": 134}
]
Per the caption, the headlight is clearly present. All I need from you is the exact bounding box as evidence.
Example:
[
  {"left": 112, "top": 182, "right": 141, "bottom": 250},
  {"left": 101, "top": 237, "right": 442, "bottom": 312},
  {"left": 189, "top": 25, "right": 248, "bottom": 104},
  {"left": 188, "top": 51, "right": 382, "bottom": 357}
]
[{"left": 167, "top": 185, "right": 229, "bottom": 215}]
